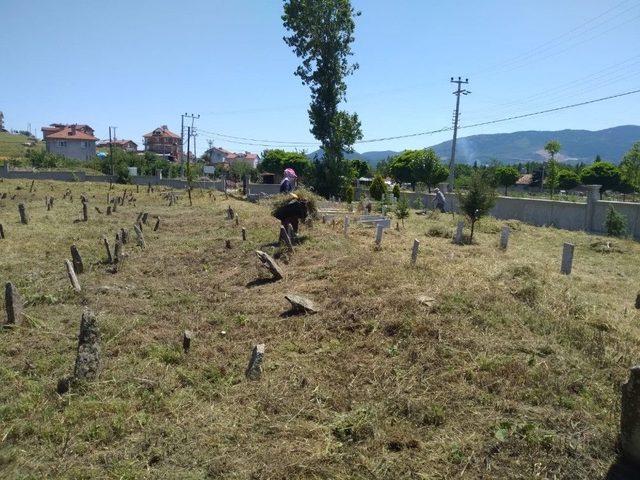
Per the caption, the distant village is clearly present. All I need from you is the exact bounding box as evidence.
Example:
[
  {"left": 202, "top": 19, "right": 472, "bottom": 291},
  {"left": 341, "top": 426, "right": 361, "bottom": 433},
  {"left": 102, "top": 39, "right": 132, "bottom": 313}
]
[{"left": 2, "top": 115, "right": 260, "bottom": 174}]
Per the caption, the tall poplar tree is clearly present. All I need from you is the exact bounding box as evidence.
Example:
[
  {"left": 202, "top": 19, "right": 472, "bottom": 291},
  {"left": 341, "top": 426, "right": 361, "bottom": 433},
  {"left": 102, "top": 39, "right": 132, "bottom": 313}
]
[{"left": 282, "top": 0, "right": 363, "bottom": 196}]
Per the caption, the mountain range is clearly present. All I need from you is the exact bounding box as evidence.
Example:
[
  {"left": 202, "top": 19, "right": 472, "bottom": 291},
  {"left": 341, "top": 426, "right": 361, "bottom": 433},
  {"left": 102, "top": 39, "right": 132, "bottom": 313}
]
[{"left": 307, "top": 125, "right": 640, "bottom": 166}]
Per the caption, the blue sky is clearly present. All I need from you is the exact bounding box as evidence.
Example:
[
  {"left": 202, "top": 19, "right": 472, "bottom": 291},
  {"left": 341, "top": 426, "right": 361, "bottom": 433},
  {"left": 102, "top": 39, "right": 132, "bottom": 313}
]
[{"left": 1, "top": 0, "right": 639, "bottom": 154}]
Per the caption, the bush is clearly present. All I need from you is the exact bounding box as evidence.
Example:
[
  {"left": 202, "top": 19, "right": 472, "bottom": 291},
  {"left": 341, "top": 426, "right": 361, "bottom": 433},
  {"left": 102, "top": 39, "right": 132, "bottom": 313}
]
[
  {"left": 392, "top": 184, "right": 400, "bottom": 199},
  {"left": 369, "top": 174, "right": 387, "bottom": 201},
  {"left": 395, "top": 195, "right": 409, "bottom": 226},
  {"left": 344, "top": 184, "right": 354, "bottom": 203},
  {"left": 605, "top": 205, "right": 627, "bottom": 237}
]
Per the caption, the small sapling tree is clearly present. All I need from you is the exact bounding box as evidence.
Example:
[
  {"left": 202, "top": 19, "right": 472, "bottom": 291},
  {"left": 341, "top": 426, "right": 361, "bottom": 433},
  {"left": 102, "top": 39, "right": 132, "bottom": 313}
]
[
  {"left": 458, "top": 172, "right": 497, "bottom": 242},
  {"left": 395, "top": 195, "right": 409, "bottom": 227},
  {"left": 605, "top": 205, "right": 627, "bottom": 237}
]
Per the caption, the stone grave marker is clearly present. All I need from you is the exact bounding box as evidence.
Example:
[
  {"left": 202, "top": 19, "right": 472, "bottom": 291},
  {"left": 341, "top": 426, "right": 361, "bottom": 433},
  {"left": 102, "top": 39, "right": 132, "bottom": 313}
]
[
  {"left": 134, "top": 224, "right": 146, "bottom": 248},
  {"left": 102, "top": 236, "right": 114, "bottom": 264},
  {"left": 64, "top": 260, "right": 81, "bottom": 292},
  {"left": 285, "top": 294, "right": 319, "bottom": 314},
  {"left": 454, "top": 221, "right": 464, "bottom": 245},
  {"left": 411, "top": 239, "right": 420, "bottom": 265},
  {"left": 73, "top": 308, "right": 101, "bottom": 381},
  {"left": 560, "top": 242, "right": 574, "bottom": 275},
  {"left": 18, "top": 203, "right": 29, "bottom": 225},
  {"left": 70, "top": 244, "right": 84, "bottom": 274},
  {"left": 4, "top": 282, "right": 23, "bottom": 325},
  {"left": 500, "top": 226, "right": 510, "bottom": 250},
  {"left": 344, "top": 216, "right": 350, "bottom": 237},
  {"left": 621, "top": 365, "right": 640, "bottom": 465},
  {"left": 256, "top": 250, "right": 284, "bottom": 280},
  {"left": 375, "top": 224, "right": 383, "bottom": 246},
  {"left": 183, "top": 330, "right": 193, "bottom": 353},
  {"left": 242, "top": 227, "right": 247, "bottom": 241},
  {"left": 245, "top": 343, "right": 265, "bottom": 380}
]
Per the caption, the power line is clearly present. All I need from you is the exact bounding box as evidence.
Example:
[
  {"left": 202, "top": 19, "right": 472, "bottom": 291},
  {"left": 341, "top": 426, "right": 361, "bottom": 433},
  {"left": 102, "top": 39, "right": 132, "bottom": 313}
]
[{"left": 196, "top": 88, "right": 640, "bottom": 149}]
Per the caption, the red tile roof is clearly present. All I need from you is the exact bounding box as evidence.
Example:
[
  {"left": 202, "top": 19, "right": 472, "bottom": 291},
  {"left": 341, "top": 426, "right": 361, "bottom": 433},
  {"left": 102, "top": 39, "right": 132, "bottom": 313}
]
[
  {"left": 143, "top": 125, "right": 180, "bottom": 139},
  {"left": 43, "top": 124, "right": 97, "bottom": 141}
]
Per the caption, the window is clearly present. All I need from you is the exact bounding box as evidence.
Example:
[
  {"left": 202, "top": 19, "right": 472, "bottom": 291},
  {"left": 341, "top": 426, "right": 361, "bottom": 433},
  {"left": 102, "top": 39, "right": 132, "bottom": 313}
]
[
  {"left": 57, "top": 141, "right": 67, "bottom": 147},
  {"left": 80, "top": 141, "right": 87, "bottom": 148}
]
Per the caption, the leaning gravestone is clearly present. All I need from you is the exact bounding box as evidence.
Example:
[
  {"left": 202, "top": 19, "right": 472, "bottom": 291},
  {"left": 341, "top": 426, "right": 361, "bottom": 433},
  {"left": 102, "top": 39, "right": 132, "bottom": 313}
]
[
  {"left": 245, "top": 343, "right": 265, "bottom": 380},
  {"left": 70, "top": 244, "right": 84, "bottom": 274},
  {"left": 620, "top": 365, "right": 640, "bottom": 465},
  {"left": 4, "top": 282, "right": 23, "bottom": 325},
  {"left": 134, "top": 224, "right": 146, "bottom": 249},
  {"left": 102, "top": 236, "right": 114, "bottom": 264},
  {"left": 154, "top": 217, "right": 160, "bottom": 232},
  {"left": 285, "top": 294, "right": 319, "bottom": 314},
  {"left": 73, "top": 308, "right": 101, "bottom": 381},
  {"left": 64, "top": 260, "right": 82, "bottom": 292},
  {"left": 256, "top": 250, "right": 284, "bottom": 280}
]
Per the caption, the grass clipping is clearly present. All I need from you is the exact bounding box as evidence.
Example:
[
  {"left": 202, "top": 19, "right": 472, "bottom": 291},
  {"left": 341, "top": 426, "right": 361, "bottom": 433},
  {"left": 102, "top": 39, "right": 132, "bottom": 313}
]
[{"left": 271, "top": 188, "right": 320, "bottom": 221}]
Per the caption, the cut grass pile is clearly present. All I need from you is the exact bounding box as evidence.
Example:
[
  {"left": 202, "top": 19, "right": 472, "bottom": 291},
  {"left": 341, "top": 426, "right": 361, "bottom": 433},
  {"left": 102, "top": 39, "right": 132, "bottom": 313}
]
[{"left": 1, "top": 179, "right": 639, "bottom": 479}]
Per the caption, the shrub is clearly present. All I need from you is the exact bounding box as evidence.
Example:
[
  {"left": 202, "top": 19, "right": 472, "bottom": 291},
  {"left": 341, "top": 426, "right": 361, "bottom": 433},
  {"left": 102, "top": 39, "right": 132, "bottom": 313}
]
[
  {"left": 604, "top": 205, "right": 627, "bottom": 237},
  {"left": 369, "top": 174, "right": 386, "bottom": 201},
  {"left": 392, "top": 184, "right": 400, "bottom": 199},
  {"left": 344, "top": 184, "right": 354, "bottom": 203}
]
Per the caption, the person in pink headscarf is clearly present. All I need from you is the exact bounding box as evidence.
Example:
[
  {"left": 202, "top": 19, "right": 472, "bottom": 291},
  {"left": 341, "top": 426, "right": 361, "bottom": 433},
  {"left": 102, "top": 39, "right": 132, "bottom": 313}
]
[{"left": 280, "top": 168, "right": 297, "bottom": 193}]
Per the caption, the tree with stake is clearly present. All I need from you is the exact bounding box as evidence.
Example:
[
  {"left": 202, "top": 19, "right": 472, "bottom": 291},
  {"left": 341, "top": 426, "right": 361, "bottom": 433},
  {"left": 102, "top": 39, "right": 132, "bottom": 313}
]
[
  {"left": 395, "top": 195, "right": 409, "bottom": 228},
  {"left": 458, "top": 172, "right": 497, "bottom": 243},
  {"left": 282, "top": 0, "right": 363, "bottom": 197}
]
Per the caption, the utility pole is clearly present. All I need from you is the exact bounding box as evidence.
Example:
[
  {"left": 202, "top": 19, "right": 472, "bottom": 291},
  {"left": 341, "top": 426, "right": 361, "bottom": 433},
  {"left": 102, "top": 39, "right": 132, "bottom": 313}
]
[
  {"left": 193, "top": 128, "right": 197, "bottom": 161},
  {"left": 180, "top": 113, "right": 199, "bottom": 177},
  {"left": 108, "top": 126, "right": 117, "bottom": 176},
  {"left": 447, "top": 77, "right": 470, "bottom": 191},
  {"left": 186, "top": 126, "right": 192, "bottom": 178}
]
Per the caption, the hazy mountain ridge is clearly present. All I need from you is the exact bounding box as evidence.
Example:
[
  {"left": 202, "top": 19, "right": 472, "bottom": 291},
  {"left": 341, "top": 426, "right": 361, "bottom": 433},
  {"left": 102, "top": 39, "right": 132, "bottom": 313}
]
[{"left": 308, "top": 125, "right": 640, "bottom": 166}]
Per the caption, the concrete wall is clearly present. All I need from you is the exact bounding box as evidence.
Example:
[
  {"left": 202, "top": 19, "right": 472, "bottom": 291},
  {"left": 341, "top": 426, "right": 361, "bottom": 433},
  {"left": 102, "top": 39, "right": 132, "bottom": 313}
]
[
  {"left": 355, "top": 184, "right": 640, "bottom": 240},
  {"left": 45, "top": 140, "right": 96, "bottom": 161}
]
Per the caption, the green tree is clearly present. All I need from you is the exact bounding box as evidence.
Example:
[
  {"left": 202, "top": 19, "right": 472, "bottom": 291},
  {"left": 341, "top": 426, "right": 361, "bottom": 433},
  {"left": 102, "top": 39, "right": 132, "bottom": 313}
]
[
  {"left": 544, "top": 140, "right": 561, "bottom": 197},
  {"left": 457, "top": 171, "right": 497, "bottom": 242},
  {"left": 580, "top": 161, "right": 620, "bottom": 198},
  {"left": 259, "top": 149, "right": 312, "bottom": 179},
  {"left": 605, "top": 205, "right": 627, "bottom": 237},
  {"left": 395, "top": 195, "right": 409, "bottom": 227},
  {"left": 344, "top": 184, "right": 354, "bottom": 203},
  {"left": 619, "top": 142, "right": 640, "bottom": 193},
  {"left": 350, "top": 158, "right": 371, "bottom": 178},
  {"left": 494, "top": 166, "right": 519, "bottom": 195},
  {"left": 229, "top": 162, "right": 259, "bottom": 182},
  {"left": 557, "top": 170, "right": 581, "bottom": 190},
  {"left": 283, "top": 0, "right": 363, "bottom": 197},
  {"left": 369, "top": 174, "right": 386, "bottom": 201},
  {"left": 386, "top": 151, "right": 415, "bottom": 187},
  {"left": 392, "top": 183, "right": 400, "bottom": 199},
  {"left": 413, "top": 148, "right": 449, "bottom": 192}
]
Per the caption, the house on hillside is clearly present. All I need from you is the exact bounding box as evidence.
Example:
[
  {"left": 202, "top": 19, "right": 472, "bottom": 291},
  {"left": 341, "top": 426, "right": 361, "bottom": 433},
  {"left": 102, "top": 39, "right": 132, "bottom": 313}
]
[
  {"left": 204, "top": 146, "right": 260, "bottom": 169},
  {"left": 41, "top": 123, "right": 97, "bottom": 160},
  {"left": 143, "top": 125, "right": 180, "bottom": 160},
  {"left": 98, "top": 139, "right": 138, "bottom": 152}
]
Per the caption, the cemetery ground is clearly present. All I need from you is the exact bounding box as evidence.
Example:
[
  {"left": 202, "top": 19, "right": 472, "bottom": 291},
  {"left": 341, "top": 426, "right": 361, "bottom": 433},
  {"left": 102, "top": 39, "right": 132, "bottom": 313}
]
[{"left": 1, "top": 179, "right": 640, "bottom": 479}]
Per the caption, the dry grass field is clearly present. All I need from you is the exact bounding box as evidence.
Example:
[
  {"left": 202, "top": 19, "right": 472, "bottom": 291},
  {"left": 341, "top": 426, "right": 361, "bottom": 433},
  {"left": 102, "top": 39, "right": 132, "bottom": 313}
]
[{"left": 1, "top": 178, "right": 639, "bottom": 479}]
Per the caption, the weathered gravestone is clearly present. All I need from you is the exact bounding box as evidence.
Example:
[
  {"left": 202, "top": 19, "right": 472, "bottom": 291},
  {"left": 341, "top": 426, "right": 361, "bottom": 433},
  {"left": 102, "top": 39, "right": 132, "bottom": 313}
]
[
  {"left": 70, "top": 244, "right": 84, "bottom": 274},
  {"left": 134, "top": 224, "right": 146, "bottom": 249},
  {"left": 102, "top": 236, "right": 114, "bottom": 264},
  {"left": 64, "top": 260, "right": 82, "bottom": 292},
  {"left": 375, "top": 224, "right": 384, "bottom": 246},
  {"left": 280, "top": 225, "right": 294, "bottom": 251},
  {"left": 82, "top": 201, "right": 88, "bottom": 222},
  {"left": 344, "top": 216, "right": 350, "bottom": 237},
  {"left": 154, "top": 217, "right": 160, "bottom": 232},
  {"left": 74, "top": 308, "right": 101, "bottom": 380},
  {"left": 245, "top": 343, "right": 265, "bottom": 380},
  {"left": 620, "top": 365, "right": 640, "bottom": 466},
  {"left": 0, "top": 223, "right": 5, "bottom": 239},
  {"left": 560, "top": 242, "right": 574, "bottom": 275},
  {"left": 4, "top": 282, "right": 23, "bottom": 325},
  {"left": 242, "top": 227, "right": 247, "bottom": 241},
  {"left": 285, "top": 294, "right": 319, "bottom": 314},
  {"left": 18, "top": 203, "right": 29, "bottom": 225},
  {"left": 411, "top": 239, "right": 420, "bottom": 265},
  {"left": 183, "top": 330, "right": 193, "bottom": 354},
  {"left": 454, "top": 221, "right": 464, "bottom": 245},
  {"left": 500, "top": 226, "right": 510, "bottom": 250},
  {"left": 256, "top": 250, "right": 284, "bottom": 280}
]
